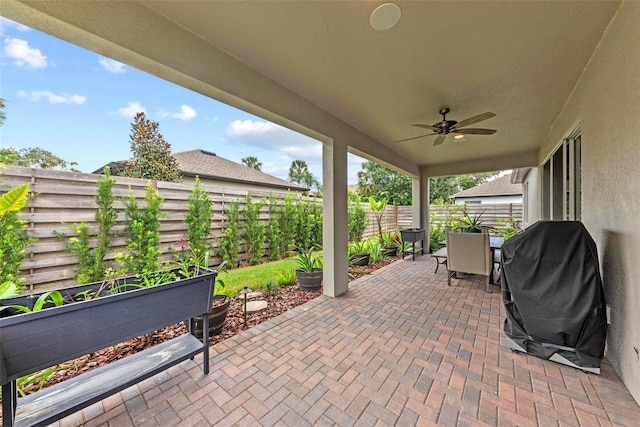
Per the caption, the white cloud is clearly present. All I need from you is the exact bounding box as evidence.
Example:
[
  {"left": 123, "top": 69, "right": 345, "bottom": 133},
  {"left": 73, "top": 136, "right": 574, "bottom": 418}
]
[
  {"left": 98, "top": 57, "right": 126, "bottom": 74},
  {"left": 157, "top": 105, "right": 197, "bottom": 121},
  {"left": 18, "top": 89, "right": 86, "bottom": 104},
  {"left": 116, "top": 101, "right": 146, "bottom": 118},
  {"left": 225, "top": 119, "right": 326, "bottom": 180},
  {"left": 3, "top": 37, "right": 47, "bottom": 70},
  {"left": 226, "top": 119, "right": 321, "bottom": 158},
  {"left": 171, "top": 105, "right": 196, "bottom": 121},
  {"left": 0, "top": 17, "right": 30, "bottom": 34},
  {"left": 227, "top": 119, "right": 281, "bottom": 138}
]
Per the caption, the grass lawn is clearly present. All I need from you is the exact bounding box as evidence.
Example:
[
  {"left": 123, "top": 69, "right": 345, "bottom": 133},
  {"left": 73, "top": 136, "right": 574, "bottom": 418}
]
[{"left": 218, "top": 256, "right": 299, "bottom": 296}]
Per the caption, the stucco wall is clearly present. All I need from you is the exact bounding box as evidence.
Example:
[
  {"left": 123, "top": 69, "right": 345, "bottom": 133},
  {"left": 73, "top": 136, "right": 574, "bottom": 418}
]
[
  {"left": 522, "top": 168, "right": 540, "bottom": 227},
  {"left": 538, "top": 1, "right": 640, "bottom": 404}
]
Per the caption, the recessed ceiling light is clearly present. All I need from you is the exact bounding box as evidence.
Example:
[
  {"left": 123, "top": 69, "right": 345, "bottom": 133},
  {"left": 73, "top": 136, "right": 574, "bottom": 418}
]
[
  {"left": 454, "top": 134, "right": 465, "bottom": 140},
  {"left": 370, "top": 3, "right": 402, "bottom": 31}
]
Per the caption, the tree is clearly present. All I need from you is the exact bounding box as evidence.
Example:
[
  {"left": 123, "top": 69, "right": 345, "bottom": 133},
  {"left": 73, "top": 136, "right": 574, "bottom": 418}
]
[
  {"left": 356, "top": 160, "right": 500, "bottom": 204},
  {"left": 288, "top": 159, "right": 319, "bottom": 189},
  {"left": 0, "top": 147, "right": 79, "bottom": 171},
  {"left": 357, "top": 161, "right": 412, "bottom": 205},
  {"left": 0, "top": 97, "right": 6, "bottom": 126},
  {"left": 121, "top": 112, "right": 181, "bottom": 182},
  {"left": 241, "top": 156, "right": 262, "bottom": 171},
  {"left": 429, "top": 176, "right": 460, "bottom": 204},
  {"left": 430, "top": 172, "right": 499, "bottom": 204}
]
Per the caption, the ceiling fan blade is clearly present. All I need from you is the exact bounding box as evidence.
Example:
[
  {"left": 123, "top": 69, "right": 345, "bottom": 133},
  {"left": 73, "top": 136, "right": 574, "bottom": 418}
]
[
  {"left": 452, "top": 112, "right": 496, "bottom": 129},
  {"left": 454, "top": 128, "right": 497, "bottom": 135},
  {"left": 413, "top": 123, "right": 441, "bottom": 132},
  {"left": 433, "top": 135, "right": 446, "bottom": 146},
  {"left": 397, "top": 134, "right": 433, "bottom": 143}
]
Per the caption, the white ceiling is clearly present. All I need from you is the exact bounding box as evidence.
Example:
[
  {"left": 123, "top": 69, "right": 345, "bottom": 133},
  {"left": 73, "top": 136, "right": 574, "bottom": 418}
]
[{"left": 2, "top": 0, "right": 621, "bottom": 174}]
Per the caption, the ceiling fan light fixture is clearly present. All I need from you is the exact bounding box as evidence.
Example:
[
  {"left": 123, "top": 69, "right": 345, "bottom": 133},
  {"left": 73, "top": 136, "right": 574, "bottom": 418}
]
[{"left": 370, "top": 3, "right": 401, "bottom": 31}]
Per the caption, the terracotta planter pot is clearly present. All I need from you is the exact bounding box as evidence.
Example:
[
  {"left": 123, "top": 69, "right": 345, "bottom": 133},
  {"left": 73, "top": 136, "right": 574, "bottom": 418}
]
[{"left": 296, "top": 268, "right": 323, "bottom": 291}]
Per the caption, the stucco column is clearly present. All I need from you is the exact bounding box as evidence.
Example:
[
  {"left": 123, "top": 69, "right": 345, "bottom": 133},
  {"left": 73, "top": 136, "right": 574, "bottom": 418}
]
[
  {"left": 322, "top": 140, "right": 349, "bottom": 297},
  {"left": 412, "top": 171, "right": 430, "bottom": 250}
]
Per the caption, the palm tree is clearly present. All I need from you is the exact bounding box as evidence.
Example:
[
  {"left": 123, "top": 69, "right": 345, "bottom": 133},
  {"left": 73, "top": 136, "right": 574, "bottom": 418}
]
[
  {"left": 0, "top": 98, "right": 6, "bottom": 126},
  {"left": 241, "top": 156, "right": 262, "bottom": 171},
  {"left": 288, "top": 159, "right": 318, "bottom": 189}
]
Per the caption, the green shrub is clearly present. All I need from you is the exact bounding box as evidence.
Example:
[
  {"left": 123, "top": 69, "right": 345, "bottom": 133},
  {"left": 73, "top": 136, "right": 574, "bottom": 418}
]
[
  {"left": 117, "top": 182, "right": 165, "bottom": 274},
  {"left": 0, "top": 183, "right": 36, "bottom": 298},
  {"left": 365, "top": 239, "right": 384, "bottom": 263},
  {"left": 267, "top": 196, "right": 282, "bottom": 261},
  {"left": 219, "top": 200, "right": 240, "bottom": 265},
  {"left": 184, "top": 176, "right": 213, "bottom": 262},
  {"left": 275, "top": 268, "right": 297, "bottom": 286},
  {"left": 60, "top": 169, "right": 117, "bottom": 283},
  {"left": 348, "top": 191, "right": 368, "bottom": 242},
  {"left": 278, "top": 192, "right": 298, "bottom": 256},
  {"left": 497, "top": 218, "right": 522, "bottom": 240},
  {"left": 261, "top": 280, "right": 280, "bottom": 296},
  {"left": 242, "top": 194, "right": 265, "bottom": 265}
]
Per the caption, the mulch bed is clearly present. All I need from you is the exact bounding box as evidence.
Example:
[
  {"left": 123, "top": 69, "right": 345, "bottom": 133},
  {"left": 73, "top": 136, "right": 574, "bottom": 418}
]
[{"left": 1, "top": 255, "right": 400, "bottom": 409}]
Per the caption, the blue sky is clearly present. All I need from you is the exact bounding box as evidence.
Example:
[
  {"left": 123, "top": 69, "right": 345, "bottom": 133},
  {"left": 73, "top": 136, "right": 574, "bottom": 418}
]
[{"left": 0, "top": 17, "right": 366, "bottom": 184}]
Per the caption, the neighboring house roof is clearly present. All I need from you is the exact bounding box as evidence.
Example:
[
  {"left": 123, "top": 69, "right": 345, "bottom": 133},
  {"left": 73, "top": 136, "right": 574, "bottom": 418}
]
[
  {"left": 94, "top": 149, "right": 309, "bottom": 191},
  {"left": 453, "top": 173, "right": 522, "bottom": 198}
]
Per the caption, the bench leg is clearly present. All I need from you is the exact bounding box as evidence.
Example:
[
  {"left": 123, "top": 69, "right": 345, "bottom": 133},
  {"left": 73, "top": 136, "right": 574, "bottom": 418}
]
[
  {"left": 203, "top": 312, "right": 210, "bottom": 375},
  {"left": 2, "top": 381, "right": 17, "bottom": 427}
]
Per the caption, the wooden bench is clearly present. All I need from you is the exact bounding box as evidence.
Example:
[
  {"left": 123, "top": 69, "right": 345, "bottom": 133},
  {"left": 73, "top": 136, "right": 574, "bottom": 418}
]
[
  {"left": 3, "top": 320, "right": 210, "bottom": 427},
  {"left": 431, "top": 247, "right": 448, "bottom": 273},
  {"left": 1, "top": 273, "right": 214, "bottom": 427},
  {"left": 10, "top": 334, "right": 205, "bottom": 427}
]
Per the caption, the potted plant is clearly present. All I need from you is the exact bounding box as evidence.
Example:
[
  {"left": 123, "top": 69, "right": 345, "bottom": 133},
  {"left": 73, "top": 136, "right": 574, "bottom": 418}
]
[
  {"left": 366, "top": 239, "right": 385, "bottom": 263},
  {"left": 381, "top": 231, "right": 401, "bottom": 256},
  {"left": 293, "top": 246, "right": 323, "bottom": 291},
  {"left": 348, "top": 240, "right": 370, "bottom": 266},
  {"left": 457, "top": 210, "right": 494, "bottom": 233}
]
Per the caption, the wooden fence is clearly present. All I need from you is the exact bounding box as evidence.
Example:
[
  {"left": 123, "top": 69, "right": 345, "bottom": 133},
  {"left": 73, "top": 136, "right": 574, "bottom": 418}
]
[
  {"left": 373, "top": 203, "right": 522, "bottom": 236},
  {"left": 1, "top": 166, "right": 305, "bottom": 291},
  {"left": 2, "top": 166, "right": 521, "bottom": 291}
]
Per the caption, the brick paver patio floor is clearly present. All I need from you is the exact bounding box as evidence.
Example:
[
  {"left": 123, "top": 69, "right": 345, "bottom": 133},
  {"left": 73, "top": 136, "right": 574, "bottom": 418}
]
[{"left": 55, "top": 256, "right": 640, "bottom": 426}]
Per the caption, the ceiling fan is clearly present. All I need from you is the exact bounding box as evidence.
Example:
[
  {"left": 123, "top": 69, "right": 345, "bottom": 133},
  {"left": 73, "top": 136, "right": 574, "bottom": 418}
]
[{"left": 398, "top": 107, "right": 496, "bottom": 146}]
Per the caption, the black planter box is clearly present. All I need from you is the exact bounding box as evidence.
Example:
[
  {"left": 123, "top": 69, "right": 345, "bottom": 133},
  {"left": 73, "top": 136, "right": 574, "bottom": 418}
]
[
  {"left": 400, "top": 228, "right": 425, "bottom": 243},
  {"left": 400, "top": 228, "right": 426, "bottom": 261},
  {"left": 0, "top": 267, "right": 215, "bottom": 385}
]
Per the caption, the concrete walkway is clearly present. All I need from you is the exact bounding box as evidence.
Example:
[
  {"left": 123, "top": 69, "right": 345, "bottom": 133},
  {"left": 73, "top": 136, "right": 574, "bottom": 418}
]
[{"left": 55, "top": 256, "right": 640, "bottom": 426}]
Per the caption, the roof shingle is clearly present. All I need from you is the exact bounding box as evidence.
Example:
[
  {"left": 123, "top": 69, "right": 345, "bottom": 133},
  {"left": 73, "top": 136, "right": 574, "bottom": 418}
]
[
  {"left": 453, "top": 173, "right": 522, "bottom": 198},
  {"left": 173, "top": 150, "right": 308, "bottom": 191}
]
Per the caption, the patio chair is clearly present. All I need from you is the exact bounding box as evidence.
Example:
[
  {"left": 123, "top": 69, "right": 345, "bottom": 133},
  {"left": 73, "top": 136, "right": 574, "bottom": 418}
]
[{"left": 445, "top": 232, "right": 493, "bottom": 292}]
